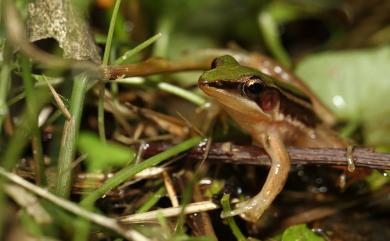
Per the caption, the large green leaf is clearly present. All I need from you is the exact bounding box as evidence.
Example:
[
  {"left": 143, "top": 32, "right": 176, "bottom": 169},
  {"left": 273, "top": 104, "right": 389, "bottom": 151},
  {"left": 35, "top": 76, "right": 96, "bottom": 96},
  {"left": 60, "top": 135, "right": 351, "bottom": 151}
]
[{"left": 296, "top": 45, "right": 390, "bottom": 147}]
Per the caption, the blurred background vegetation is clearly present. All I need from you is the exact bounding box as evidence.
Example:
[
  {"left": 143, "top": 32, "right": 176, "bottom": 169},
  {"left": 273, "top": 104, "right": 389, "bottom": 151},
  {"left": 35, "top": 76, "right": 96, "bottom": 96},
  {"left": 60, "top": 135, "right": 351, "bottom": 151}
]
[
  {"left": 89, "top": 0, "right": 390, "bottom": 147},
  {"left": 0, "top": 0, "right": 389, "bottom": 240}
]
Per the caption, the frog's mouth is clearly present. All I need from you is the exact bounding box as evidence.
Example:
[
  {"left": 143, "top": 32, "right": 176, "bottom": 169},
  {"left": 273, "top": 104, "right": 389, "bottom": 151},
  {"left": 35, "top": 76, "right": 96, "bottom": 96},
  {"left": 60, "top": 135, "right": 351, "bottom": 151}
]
[{"left": 199, "top": 80, "right": 270, "bottom": 121}]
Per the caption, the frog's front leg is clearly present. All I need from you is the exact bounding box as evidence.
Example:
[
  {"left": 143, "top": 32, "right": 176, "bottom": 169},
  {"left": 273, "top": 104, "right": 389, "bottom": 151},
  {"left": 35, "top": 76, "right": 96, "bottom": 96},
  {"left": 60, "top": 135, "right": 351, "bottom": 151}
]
[{"left": 221, "top": 130, "right": 291, "bottom": 222}]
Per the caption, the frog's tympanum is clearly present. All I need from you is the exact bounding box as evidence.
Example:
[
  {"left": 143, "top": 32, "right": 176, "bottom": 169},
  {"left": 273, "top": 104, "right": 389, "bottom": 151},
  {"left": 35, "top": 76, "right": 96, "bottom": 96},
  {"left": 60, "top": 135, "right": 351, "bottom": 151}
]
[{"left": 198, "top": 55, "right": 345, "bottom": 222}]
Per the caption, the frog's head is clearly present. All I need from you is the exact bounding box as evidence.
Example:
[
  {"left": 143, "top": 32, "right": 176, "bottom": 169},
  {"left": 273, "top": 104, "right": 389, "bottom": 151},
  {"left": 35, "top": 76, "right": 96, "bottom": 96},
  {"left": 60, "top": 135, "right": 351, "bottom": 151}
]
[
  {"left": 199, "top": 55, "right": 319, "bottom": 127},
  {"left": 199, "top": 55, "right": 280, "bottom": 121},
  {"left": 199, "top": 55, "right": 264, "bottom": 85}
]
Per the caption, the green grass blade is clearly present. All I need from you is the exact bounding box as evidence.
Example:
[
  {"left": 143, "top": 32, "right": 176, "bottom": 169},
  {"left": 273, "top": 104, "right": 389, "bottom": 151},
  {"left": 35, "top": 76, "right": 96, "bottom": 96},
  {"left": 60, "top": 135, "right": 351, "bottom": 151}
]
[
  {"left": 221, "top": 194, "right": 247, "bottom": 241},
  {"left": 158, "top": 82, "right": 206, "bottom": 106},
  {"left": 55, "top": 74, "right": 89, "bottom": 198},
  {"left": 114, "top": 33, "right": 162, "bottom": 65},
  {"left": 136, "top": 185, "right": 165, "bottom": 213},
  {"left": 20, "top": 55, "right": 46, "bottom": 186},
  {"left": 81, "top": 136, "right": 203, "bottom": 207},
  {"left": 0, "top": 42, "right": 11, "bottom": 136},
  {"left": 98, "top": 0, "right": 123, "bottom": 144},
  {"left": 102, "top": 0, "right": 122, "bottom": 65},
  {"left": 258, "top": 10, "right": 291, "bottom": 68}
]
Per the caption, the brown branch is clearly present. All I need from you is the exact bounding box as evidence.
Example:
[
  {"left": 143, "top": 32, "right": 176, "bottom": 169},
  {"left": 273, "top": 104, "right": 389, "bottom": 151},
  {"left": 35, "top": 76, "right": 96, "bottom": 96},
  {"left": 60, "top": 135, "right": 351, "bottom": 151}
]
[
  {"left": 103, "top": 57, "right": 212, "bottom": 80},
  {"left": 136, "top": 142, "right": 390, "bottom": 170}
]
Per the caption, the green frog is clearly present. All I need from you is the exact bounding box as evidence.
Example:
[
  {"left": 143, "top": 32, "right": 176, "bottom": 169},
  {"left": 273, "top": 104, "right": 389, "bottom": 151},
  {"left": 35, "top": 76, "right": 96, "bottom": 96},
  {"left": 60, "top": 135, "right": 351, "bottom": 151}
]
[{"left": 198, "top": 55, "right": 345, "bottom": 222}]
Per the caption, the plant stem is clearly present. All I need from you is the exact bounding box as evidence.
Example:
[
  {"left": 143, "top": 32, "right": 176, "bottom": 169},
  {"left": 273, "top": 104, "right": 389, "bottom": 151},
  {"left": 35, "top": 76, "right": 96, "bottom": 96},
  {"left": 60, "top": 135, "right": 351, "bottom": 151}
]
[
  {"left": 114, "top": 33, "right": 162, "bottom": 65},
  {"left": 102, "top": 0, "right": 122, "bottom": 66},
  {"left": 0, "top": 42, "right": 11, "bottom": 136},
  {"left": 0, "top": 64, "right": 10, "bottom": 137},
  {"left": 153, "top": 15, "right": 173, "bottom": 58},
  {"left": 0, "top": 41, "right": 11, "bottom": 238},
  {"left": 97, "top": 85, "right": 106, "bottom": 143},
  {"left": 2, "top": 88, "right": 50, "bottom": 170},
  {"left": 105, "top": 58, "right": 210, "bottom": 80},
  {"left": 221, "top": 194, "right": 247, "bottom": 241},
  {"left": 258, "top": 10, "right": 291, "bottom": 68},
  {"left": 0, "top": 88, "right": 50, "bottom": 237},
  {"left": 97, "top": 0, "right": 123, "bottom": 144},
  {"left": 20, "top": 55, "right": 46, "bottom": 186},
  {"left": 136, "top": 185, "right": 165, "bottom": 213},
  {"left": 175, "top": 174, "right": 196, "bottom": 235},
  {"left": 76, "top": 2, "right": 123, "bottom": 240},
  {"left": 55, "top": 74, "right": 89, "bottom": 198}
]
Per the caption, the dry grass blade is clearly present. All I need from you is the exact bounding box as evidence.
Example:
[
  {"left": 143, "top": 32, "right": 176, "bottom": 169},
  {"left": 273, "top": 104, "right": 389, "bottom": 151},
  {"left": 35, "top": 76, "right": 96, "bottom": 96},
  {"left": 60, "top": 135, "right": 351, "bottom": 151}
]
[
  {"left": 45, "top": 77, "right": 72, "bottom": 120},
  {"left": 4, "top": 184, "right": 52, "bottom": 224},
  {"left": 162, "top": 171, "right": 179, "bottom": 207},
  {"left": 119, "top": 201, "right": 220, "bottom": 223}
]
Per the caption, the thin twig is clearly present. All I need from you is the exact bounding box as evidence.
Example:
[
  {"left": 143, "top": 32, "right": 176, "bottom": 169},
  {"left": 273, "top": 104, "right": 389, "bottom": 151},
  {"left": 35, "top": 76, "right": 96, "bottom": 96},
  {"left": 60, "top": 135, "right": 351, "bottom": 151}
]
[
  {"left": 133, "top": 142, "right": 390, "bottom": 170},
  {"left": 45, "top": 76, "right": 72, "bottom": 121},
  {"left": 104, "top": 58, "right": 211, "bottom": 80}
]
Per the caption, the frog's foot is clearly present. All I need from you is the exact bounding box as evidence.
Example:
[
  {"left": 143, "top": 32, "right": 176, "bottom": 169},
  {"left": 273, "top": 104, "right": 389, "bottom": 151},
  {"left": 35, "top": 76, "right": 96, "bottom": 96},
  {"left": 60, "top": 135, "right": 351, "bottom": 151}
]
[
  {"left": 220, "top": 132, "right": 291, "bottom": 223},
  {"left": 220, "top": 197, "right": 267, "bottom": 222}
]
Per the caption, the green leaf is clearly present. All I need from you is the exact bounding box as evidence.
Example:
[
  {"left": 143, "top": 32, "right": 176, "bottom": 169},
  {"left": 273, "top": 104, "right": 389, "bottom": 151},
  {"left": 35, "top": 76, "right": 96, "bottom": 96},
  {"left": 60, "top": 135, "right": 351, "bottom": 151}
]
[
  {"left": 280, "top": 224, "right": 324, "bottom": 241},
  {"left": 77, "top": 132, "right": 136, "bottom": 172},
  {"left": 296, "top": 45, "right": 390, "bottom": 147}
]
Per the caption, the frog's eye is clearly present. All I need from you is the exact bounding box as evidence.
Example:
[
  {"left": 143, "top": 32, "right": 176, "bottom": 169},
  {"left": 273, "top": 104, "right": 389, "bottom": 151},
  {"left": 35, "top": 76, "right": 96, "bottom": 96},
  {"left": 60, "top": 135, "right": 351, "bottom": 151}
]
[
  {"left": 243, "top": 76, "right": 265, "bottom": 96},
  {"left": 246, "top": 82, "right": 263, "bottom": 95}
]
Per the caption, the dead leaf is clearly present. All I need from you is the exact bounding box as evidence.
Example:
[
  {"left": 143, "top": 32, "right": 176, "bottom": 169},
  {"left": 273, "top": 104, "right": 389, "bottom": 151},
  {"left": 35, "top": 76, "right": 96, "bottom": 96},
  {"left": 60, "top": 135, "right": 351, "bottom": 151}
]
[{"left": 27, "top": 0, "right": 101, "bottom": 64}]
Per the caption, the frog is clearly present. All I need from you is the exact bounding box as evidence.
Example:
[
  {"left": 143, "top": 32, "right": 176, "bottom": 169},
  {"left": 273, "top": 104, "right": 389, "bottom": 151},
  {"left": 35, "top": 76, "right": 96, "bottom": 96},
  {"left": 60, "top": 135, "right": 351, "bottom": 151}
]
[{"left": 198, "top": 55, "right": 346, "bottom": 222}]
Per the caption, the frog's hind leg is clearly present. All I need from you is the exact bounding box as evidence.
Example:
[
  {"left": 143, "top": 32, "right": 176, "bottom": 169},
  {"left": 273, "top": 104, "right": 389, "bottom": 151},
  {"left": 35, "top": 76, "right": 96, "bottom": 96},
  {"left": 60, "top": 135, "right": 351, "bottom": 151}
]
[{"left": 221, "top": 131, "right": 291, "bottom": 222}]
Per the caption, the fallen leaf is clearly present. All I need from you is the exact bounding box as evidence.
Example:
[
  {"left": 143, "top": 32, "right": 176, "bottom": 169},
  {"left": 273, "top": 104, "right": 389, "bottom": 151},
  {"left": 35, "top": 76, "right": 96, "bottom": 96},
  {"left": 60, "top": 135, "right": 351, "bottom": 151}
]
[{"left": 27, "top": 0, "right": 101, "bottom": 63}]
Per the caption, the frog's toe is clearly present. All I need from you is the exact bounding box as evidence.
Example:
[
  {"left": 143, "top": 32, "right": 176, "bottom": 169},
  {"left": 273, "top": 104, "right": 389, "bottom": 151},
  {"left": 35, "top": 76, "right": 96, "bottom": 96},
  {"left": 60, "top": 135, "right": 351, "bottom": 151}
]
[
  {"left": 220, "top": 205, "right": 248, "bottom": 218},
  {"left": 220, "top": 200, "right": 262, "bottom": 222}
]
